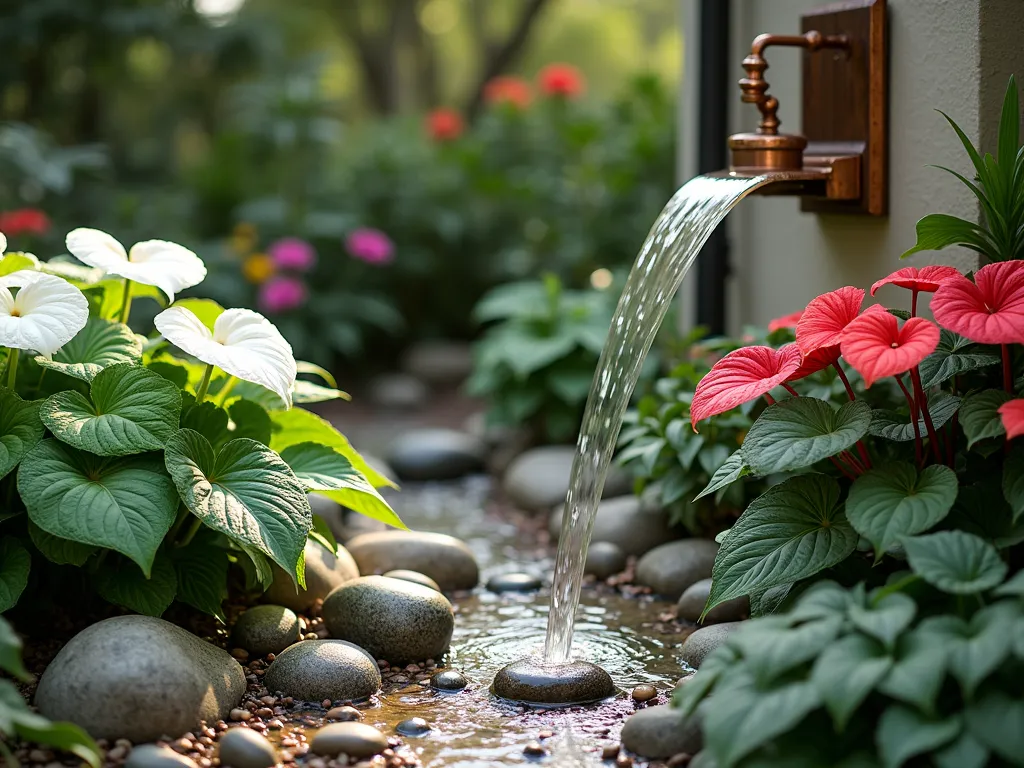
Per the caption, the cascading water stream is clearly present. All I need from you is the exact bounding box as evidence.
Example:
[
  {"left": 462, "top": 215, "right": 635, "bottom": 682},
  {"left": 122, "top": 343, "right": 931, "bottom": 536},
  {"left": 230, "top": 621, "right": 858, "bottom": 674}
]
[{"left": 543, "top": 173, "right": 775, "bottom": 663}]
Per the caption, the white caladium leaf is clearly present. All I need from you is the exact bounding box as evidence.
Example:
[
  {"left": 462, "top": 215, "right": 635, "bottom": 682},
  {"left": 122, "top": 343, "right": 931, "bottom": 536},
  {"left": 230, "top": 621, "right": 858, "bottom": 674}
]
[
  {"left": 65, "top": 228, "right": 207, "bottom": 303},
  {"left": 0, "top": 270, "right": 89, "bottom": 357},
  {"left": 155, "top": 306, "right": 297, "bottom": 408}
]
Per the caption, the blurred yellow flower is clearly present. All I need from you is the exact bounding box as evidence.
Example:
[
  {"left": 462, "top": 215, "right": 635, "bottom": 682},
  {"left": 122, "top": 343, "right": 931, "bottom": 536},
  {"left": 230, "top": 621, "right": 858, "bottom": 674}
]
[
  {"left": 242, "top": 253, "right": 276, "bottom": 284},
  {"left": 230, "top": 222, "right": 258, "bottom": 256}
]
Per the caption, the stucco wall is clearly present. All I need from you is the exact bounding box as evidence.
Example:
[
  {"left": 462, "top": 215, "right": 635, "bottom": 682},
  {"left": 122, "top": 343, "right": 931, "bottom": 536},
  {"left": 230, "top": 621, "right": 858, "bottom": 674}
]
[{"left": 678, "top": 0, "right": 1024, "bottom": 332}]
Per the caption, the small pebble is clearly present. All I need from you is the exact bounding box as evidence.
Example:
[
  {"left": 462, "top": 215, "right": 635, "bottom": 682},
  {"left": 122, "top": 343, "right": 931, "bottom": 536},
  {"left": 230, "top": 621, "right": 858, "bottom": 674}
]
[
  {"left": 326, "top": 706, "right": 362, "bottom": 722},
  {"left": 602, "top": 744, "right": 620, "bottom": 760},
  {"left": 538, "top": 729, "right": 553, "bottom": 740},
  {"left": 486, "top": 573, "right": 542, "bottom": 593},
  {"left": 218, "top": 727, "right": 278, "bottom": 768},
  {"left": 667, "top": 754, "right": 693, "bottom": 768},
  {"left": 616, "top": 756, "right": 634, "bottom": 768},
  {"left": 322, "top": 699, "right": 332, "bottom": 708},
  {"left": 396, "top": 717, "right": 431, "bottom": 737},
  {"left": 523, "top": 742, "right": 546, "bottom": 757},
  {"left": 231, "top": 648, "right": 249, "bottom": 661},
  {"left": 429, "top": 669, "right": 468, "bottom": 691},
  {"left": 229, "top": 708, "right": 252, "bottom": 722},
  {"left": 632, "top": 684, "right": 657, "bottom": 702}
]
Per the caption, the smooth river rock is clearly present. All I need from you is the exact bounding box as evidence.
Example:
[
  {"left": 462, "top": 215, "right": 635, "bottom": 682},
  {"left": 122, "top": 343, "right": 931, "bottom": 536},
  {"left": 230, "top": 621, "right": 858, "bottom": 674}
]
[
  {"left": 231, "top": 605, "right": 299, "bottom": 657},
  {"left": 126, "top": 745, "right": 198, "bottom": 768},
  {"left": 35, "top": 616, "right": 245, "bottom": 742},
  {"left": 486, "top": 572, "right": 542, "bottom": 593},
  {"left": 323, "top": 576, "right": 455, "bottom": 664},
  {"left": 263, "top": 639, "right": 381, "bottom": 703},
  {"left": 680, "top": 622, "right": 744, "bottom": 669},
  {"left": 402, "top": 340, "right": 474, "bottom": 386},
  {"left": 265, "top": 540, "right": 360, "bottom": 611},
  {"left": 549, "top": 493, "right": 679, "bottom": 557},
  {"left": 311, "top": 722, "right": 389, "bottom": 758},
  {"left": 635, "top": 539, "right": 719, "bottom": 599},
  {"left": 584, "top": 541, "right": 627, "bottom": 579},
  {"left": 503, "top": 446, "right": 632, "bottom": 512},
  {"left": 492, "top": 659, "right": 615, "bottom": 705},
  {"left": 430, "top": 669, "right": 468, "bottom": 691},
  {"left": 217, "top": 727, "right": 278, "bottom": 768},
  {"left": 386, "top": 428, "right": 486, "bottom": 481},
  {"left": 369, "top": 373, "right": 428, "bottom": 410},
  {"left": 677, "top": 579, "right": 749, "bottom": 625},
  {"left": 382, "top": 569, "right": 441, "bottom": 591},
  {"left": 620, "top": 704, "right": 703, "bottom": 758},
  {"left": 346, "top": 531, "right": 480, "bottom": 591}
]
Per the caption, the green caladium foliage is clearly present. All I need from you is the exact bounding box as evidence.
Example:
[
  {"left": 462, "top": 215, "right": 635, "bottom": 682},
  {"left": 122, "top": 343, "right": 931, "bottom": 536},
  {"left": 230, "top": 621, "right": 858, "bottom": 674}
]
[
  {"left": 27, "top": 521, "right": 96, "bottom": 566},
  {"left": 41, "top": 364, "right": 182, "bottom": 456},
  {"left": 0, "top": 537, "right": 30, "bottom": 613},
  {"left": 868, "top": 393, "right": 960, "bottom": 442},
  {"left": 847, "top": 462, "right": 958, "bottom": 557},
  {"left": 34, "top": 318, "right": 142, "bottom": 382},
  {"left": 876, "top": 705, "right": 962, "bottom": 768},
  {"left": 18, "top": 440, "right": 179, "bottom": 576},
  {"left": 959, "top": 389, "right": 1013, "bottom": 448},
  {"left": 811, "top": 633, "right": 892, "bottom": 731},
  {"left": 164, "top": 429, "right": 311, "bottom": 583},
  {"left": 280, "top": 442, "right": 405, "bottom": 529},
  {"left": 0, "top": 387, "right": 44, "bottom": 479},
  {"left": 917, "top": 330, "right": 1000, "bottom": 389},
  {"left": 902, "top": 530, "right": 1007, "bottom": 594},
  {"left": 741, "top": 398, "right": 872, "bottom": 475},
  {"left": 1003, "top": 446, "right": 1024, "bottom": 523},
  {"left": 706, "top": 475, "right": 858, "bottom": 614},
  {"left": 94, "top": 553, "right": 177, "bottom": 617},
  {"left": 172, "top": 540, "right": 230, "bottom": 622},
  {"left": 694, "top": 449, "right": 750, "bottom": 501}
]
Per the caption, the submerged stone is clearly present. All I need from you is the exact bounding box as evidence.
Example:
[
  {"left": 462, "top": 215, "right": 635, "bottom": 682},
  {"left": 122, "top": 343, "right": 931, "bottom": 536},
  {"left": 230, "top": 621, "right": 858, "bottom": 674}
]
[
  {"left": 231, "top": 605, "right": 300, "bottom": 657},
  {"left": 265, "top": 540, "right": 360, "bottom": 611},
  {"left": 347, "top": 530, "right": 480, "bottom": 591},
  {"left": 35, "top": 615, "right": 245, "bottom": 742},
  {"left": 311, "top": 722, "right": 388, "bottom": 758},
  {"left": 620, "top": 704, "right": 703, "bottom": 758},
  {"left": 491, "top": 659, "right": 615, "bottom": 706},
  {"left": 486, "top": 572, "right": 542, "bottom": 593},
  {"left": 217, "top": 727, "right": 278, "bottom": 768},
  {"left": 383, "top": 569, "right": 441, "bottom": 592},
  {"left": 263, "top": 639, "right": 381, "bottom": 703},
  {"left": 430, "top": 669, "right": 469, "bottom": 691},
  {"left": 396, "top": 717, "right": 431, "bottom": 736}
]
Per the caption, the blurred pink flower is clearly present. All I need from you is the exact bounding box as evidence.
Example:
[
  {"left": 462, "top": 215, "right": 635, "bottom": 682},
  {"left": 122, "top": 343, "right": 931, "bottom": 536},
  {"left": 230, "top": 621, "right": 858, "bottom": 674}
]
[
  {"left": 259, "top": 276, "right": 307, "bottom": 313},
  {"left": 346, "top": 228, "right": 394, "bottom": 265},
  {"left": 268, "top": 237, "right": 316, "bottom": 271}
]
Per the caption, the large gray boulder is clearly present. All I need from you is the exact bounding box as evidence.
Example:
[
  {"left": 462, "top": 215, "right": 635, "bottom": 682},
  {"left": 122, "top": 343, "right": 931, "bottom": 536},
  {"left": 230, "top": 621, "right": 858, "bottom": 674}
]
[
  {"left": 346, "top": 530, "right": 479, "bottom": 591},
  {"left": 549, "top": 493, "right": 680, "bottom": 556},
  {"left": 620, "top": 705, "right": 703, "bottom": 759},
  {"left": 635, "top": 539, "right": 719, "bottom": 599},
  {"left": 680, "top": 622, "right": 744, "bottom": 669},
  {"left": 677, "top": 578, "right": 749, "bottom": 625},
  {"left": 263, "top": 639, "right": 381, "bottom": 703},
  {"left": 265, "top": 540, "right": 360, "bottom": 611},
  {"left": 386, "top": 429, "right": 486, "bottom": 481},
  {"left": 322, "top": 576, "right": 454, "bottom": 664},
  {"left": 35, "top": 616, "right": 245, "bottom": 742},
  {"left": 503, "top": 446, "right": 631, "bottom": 512}
]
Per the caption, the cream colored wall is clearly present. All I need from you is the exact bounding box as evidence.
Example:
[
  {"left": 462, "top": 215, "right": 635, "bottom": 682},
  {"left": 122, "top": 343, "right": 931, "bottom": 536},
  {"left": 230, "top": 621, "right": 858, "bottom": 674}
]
[{"left": 699, "top": 0, "right": 1024, "bottom": 332}]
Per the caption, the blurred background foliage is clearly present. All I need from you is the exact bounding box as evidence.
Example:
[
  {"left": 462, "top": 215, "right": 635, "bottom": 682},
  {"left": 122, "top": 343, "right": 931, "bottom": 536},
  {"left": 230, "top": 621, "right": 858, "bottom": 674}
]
[{"left": 0, "top": 0, "right": 679, "bottom": 368}]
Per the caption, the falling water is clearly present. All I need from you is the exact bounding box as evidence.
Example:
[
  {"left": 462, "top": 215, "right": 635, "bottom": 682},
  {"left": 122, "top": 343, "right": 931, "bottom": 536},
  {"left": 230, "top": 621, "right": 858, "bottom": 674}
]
[{"left": 544, "top": 173, "right": 773, "bottom": 662}]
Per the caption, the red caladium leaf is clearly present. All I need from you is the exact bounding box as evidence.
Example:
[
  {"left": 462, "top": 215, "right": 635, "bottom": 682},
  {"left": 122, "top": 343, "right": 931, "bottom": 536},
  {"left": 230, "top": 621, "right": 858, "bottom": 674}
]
[
  {"left": 840, "top": 312, "right": 940, "bottom": 387},
  {"left": 796, "top": 287, "right": 886, "bottom": 355},
  {"left": 768, "top": 310, "right": 803, "bottom": 333},
  {"left": 787, "top": 344, "right": 841, "bottom": 382},
  {"left": 870, "top": 265, "right": 962, "bottom": 295},
  {"left": 999, "top": 399, "right": 1024, "bottom": 440},
  {"left": 931, "top": 260, "right": 1024, "bottom": 344},
  {"left": 690, "top": 345, "right": 802, "bottom": 430}
]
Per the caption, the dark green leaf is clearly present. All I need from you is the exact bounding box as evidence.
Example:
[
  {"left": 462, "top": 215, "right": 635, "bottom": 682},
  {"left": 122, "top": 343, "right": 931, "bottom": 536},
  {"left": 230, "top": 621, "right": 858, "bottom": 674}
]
[
  {"left": 0, "top": 537, "right": 30, "bottom": 613},
  {"left": 1003, "top": 445, "right": 1024, "bottom": 523},
  {"left": 227, "top": 399, "right": 271, "bottom": 444},
  {"left": 960, "top": 389, "right": 1013, "bottom": 448},
  {"left": 41, "top": 364, "right": 182, "bottom": 456},
  {"left": 902, "top": 530, "right": 1007, "bottom": 594},
  {"left": 995, "top": 569, "right": 1024, "bottom": 597},
  {"left": 789, "top": 580, "right": 855, "bottom": 622},
  {"left": 811, "top": 633, "right": 892, "bottom": 732},
  {"left": 694, "top": 450, "right": 750, "bottom": 501},
  {"left": 35, "top": 319, "right": 142, "bottom": 382},
  {"left": 698, "top": 443, "right": 731, "bottom": 477},
  {"left": 0, "top": 616, "right": 28, "bottom": 681},
  {"left": 918, "top": 604, "right": 1016, "bottom": 698},
  {"left": 965, "top": 690, "right": 1024, "bottom": 766},
  {"left": 749, "top": 582, "right": 793, "bottom": 618},
  {"left": 901, "top": 213, "right": 992, "bottom": 259},
  {"left": 876, "top": 628, "right": 949, "bottom": 715},
  {"left": 547, "top": 370, "right": 593, "bottom": 404},
  {"left": 847, "top": 463, "right": 958, "bottom": 557},
  {"left": 18, "top": 441, "right": 178, "bottom": 576},
  {"left": 27, "top": 521, "right": 96, "bottom": 566},
  {"left": 868, "top": 393, "right": 961, "bottom": 441},
  {"left": 876, "top": 705, "right": 960, "bottom": 768},
  {"left": 934, "top": 732, "right": 989, "bottom": 768},
  {"left": 741, "top": 399, "right": 872, "bottom": 474},
  {"left": 997, "top": 75, "right": 1020, "bottom": 172},
  {"left": 707, "top": 475, "right": 858, "bottom": 612},
  {"left": 731, "top": 616, "right": 843, "bottom": 684},
  {"left": 164, "top": 430, "right": 312, "bottom": 583},
  {"left": 180, "top": 401, "right": 229, "bottom": 447},
  {"left": 309, "top": 514, "right": 338, "bottom": 555},
  {"left": 11, "top": 713, "right": 101, "bottom": 768},
  {"left": 848, "top": 592, "right": 916, "bottom": 651},
  {"left": 172, "top": 541, "right": 229, "bottom": 622},
  {"left": 918, "top": 330, "right": 1000, "bottom": 389},
  {"left": 0, "top": 388, "right": 44, "bottom": 481},
  {"left": 94, "top": 554, "right": 177, "bottom": 617}
]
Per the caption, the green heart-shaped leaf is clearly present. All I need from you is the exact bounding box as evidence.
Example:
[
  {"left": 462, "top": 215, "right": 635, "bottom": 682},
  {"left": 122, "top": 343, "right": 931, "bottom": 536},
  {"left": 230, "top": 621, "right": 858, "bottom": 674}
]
[
  {"left": 694, "top": 449, "right": 751, "bottom": 502},
  {"left": 811, "top": 633, "right": 892, "bottom": 732},
  {"left": 877, "top": 629, "right": 949, "bottom": 715},
  {"left": 869, "top": 393, "right": 961, "bottom": 441},
  {"left": 280, "top": 442, "right": 405, "bottom": 529},
  {"left": 94, "top": 553, "right": 177, "bottom": 617},
  {"left": 0, "top": 537, "right": 30, "bottom": 612},
  {"left": 848, "top": 592, "right": 916, "bottom": 651},
  {"left": 173, "top": 539, "right": 229, "bottom": 621},
  {"left": 876, "top": 704, "right": 961, "bottom": 768},
  {"left": 35, "top": 318, "right": 142, "bottom": 382},
  {"left": 164, "top": 429, "right": 311, "bottom": 582},
  {"left": 960, "top": 389, "right": 1013, "bottom": 448},
  {"left": 270, "top": 408, "right": 395, "bottom": 488},
  {"left": 228, "top": 399, "right": 271, "bottom": 444},
  {"left": 741, "top": 398, "right": 872, "bottom": 474},
  {"left": 0, "top": 615, "right": 29, "bottom": 680},
  {"left": 27, "top": 521, "right": 96, "bottom": 566},
  {"left": 918, "top": 330, "right": 1001, "bottom": 389},
  {"left": 965, "top": 690, "right": 1024, "bottom": 764},
  {"left": 180, "top": 401, "right": 229, "bottom": 447},
  {"left": 1002, "top": 445, "right": 1024, "bottom": 523},
  {"left": 918, "top": 604, "right": 1016, "bottom": 698},
  {"left": 41, "top": 364, "right": 182, "bottom": 456},
  {"left": 706, "top": 474, "right": 858, "bottom": 613},
  {"left": 18, "top": 440, "right": 179, "bottom": 575},
  {"left": 0, "top": 387, "right": 44, "bottom": 479},
  {"left": 847, "top": 462, "right": 958, "bottom": 557},
  {"left": 902, "top": 530, "right": 1007, "bottom": 594}
]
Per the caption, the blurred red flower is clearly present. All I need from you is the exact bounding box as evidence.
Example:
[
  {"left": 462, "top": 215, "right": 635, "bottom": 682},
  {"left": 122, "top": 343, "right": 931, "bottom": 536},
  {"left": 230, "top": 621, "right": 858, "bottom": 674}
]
[
  {"left": 0, "top": 208, "right": 50, "bottom": 237},
  {"left": 768, "top": 310, "right": 803, "bottom": 333},
  {"left": 426, "top": 109, "right": 464, "bottom": 142},
  {"left": 484, "top": 76, "right": 532, "bottom": 108},
  {"left": 538, "top": 63, "right": 585, "bottom": 98}
]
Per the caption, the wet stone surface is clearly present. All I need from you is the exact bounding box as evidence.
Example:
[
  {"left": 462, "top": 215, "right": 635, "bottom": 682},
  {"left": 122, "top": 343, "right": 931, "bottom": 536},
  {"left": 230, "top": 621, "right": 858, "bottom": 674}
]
[
  {"left": 492, "top": 659, "right": 617, "bottom": 706},
  {"left": 486, "top": 572, "right": 543, "bottom": 593}
]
